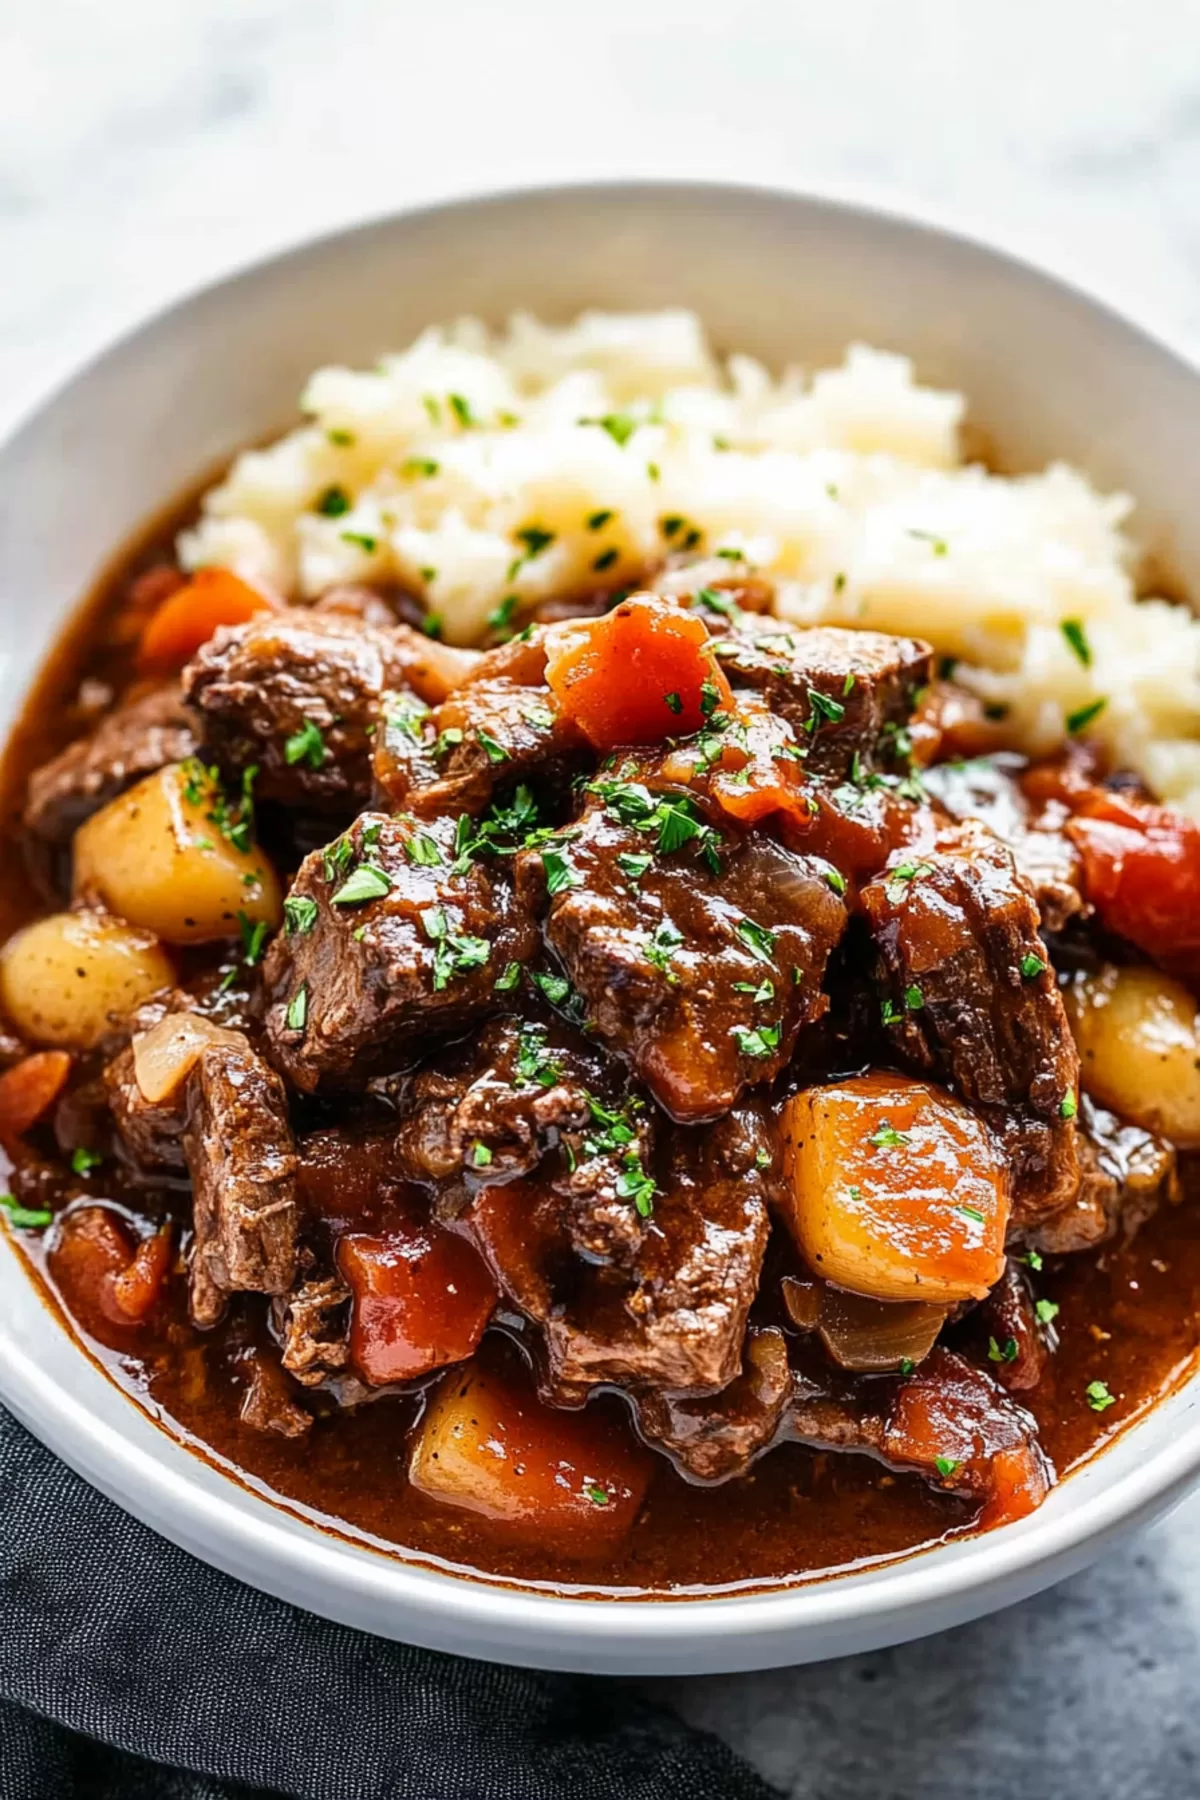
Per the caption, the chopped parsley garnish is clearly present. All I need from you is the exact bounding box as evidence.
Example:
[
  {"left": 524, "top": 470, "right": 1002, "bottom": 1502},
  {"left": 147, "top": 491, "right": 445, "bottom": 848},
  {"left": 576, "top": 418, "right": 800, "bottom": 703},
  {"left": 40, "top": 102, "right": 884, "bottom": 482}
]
[
  {"left": 1061, "top": 618, "right": 1091, "bottom": 666},
  {"left": 339, "top": 530, "right": 379, "bottom": 554},
  {"left": 448, "top": 392, "right": 478, "bottom": 428},
  {"left": 880, "top": 998, "right": 902, "bottom": 1027},
  {"left": 580, "top": 1096, "right": 639, "bottom": 1159},
  {"left": 387, "top": 695, "right": 431, "bottom": 744},
  {"left": 615, "top": 1151, "right": 657, "bottom": 1217},
  {"left": 617, "top": 851, "right": 653, "bottom": 885},
  {"left": 70, "top": 1147, "right": 102, "bottom": 1175},
  {"left": 646, "top": 461, "right": 661, "bottom": 482},
  {"left": 0, "top": 1194, "right": 51, "bottom": 1229},
  {"left": 699, "top": 680, "right": 721, "bottom": 719},
  {"left": 283, "top": 896, "right": 319, "bottom": 936},
  {"left": 908, "top": 528, "right": 948, "bottom": 556},
  {"left": 316, "top": 484, "right": 351, "bottom": 517},
  {"left": 1060, "top": 1093, "right": 1078, "bottom": 1120},
  {"left": 419, "top": 907, "right": 490, "bottom": 991},
  {"left": 586, "top": 412, "right": 637, "bottom": 448},
  {"left": 937, "top": 655, "right": 958, "bottom": 680},
  {"left": 434, "top": 726, "right": 464, "bottom": 761},
  {"left": 285, "top": 985, "right": 309, "bottom": 1032},
  {"left": 868, "top": 1123, "right": 909, "bottom": 1149},
  {"left": 238, "top": 910, "right": 268, "bottom": 965},
  {"left": 988, "top": 1336, "right": 1019, "bottom": 1364},
  {"left": 470, "top": 1142, "right": 493, "bottom": 1168},
  {"left": 585, "top": 1483, "right": 611, "bottom": 1506},
  {"left": 405, "top": 831, "right": 444, "bottom": 867},
  {"left": 1035, "top": 1298, "right": 1060, "bottom": 1326},
  {"left": 1066, "top": 697, "right": 1107, "bottom": 735},
  {"left": 516, "top": 1022, "right": 563, "bottom": 1087},
  {"left": 885, "top": 860, "right": 935, "bottom": 904},
  {"left": 934, "top": 1456, "right": 960, "bottom": 1478},
  {"left": 523, "top": 704, "right": 554, "bottom": 731},
  {"left": 422, "top": 612, "right": 443, "bottom": 639},
  {"left": 529, "top": 968, "right": 573, "bottom": 1009},
  {"left": 664, "top": 691, "right": 683, "bottom": 715},
  {"left": 755, "top": 1147, "right": 772, "bottom": 1170},
  {"left": 693, "top": 585, "right": 736, "bottom": 618},
  {"left": 422, "top": 395, "right": 442, "bottom": 425},
  {"left": 587, "top": 779, "right": 721, "bottom": 872},
  {"left": 736, "top": 917, "right": 776, "bottom": 964},
  {"left": 655, "top": 797, "right": 719, "bottom": 866},
  {"left": 542, "top": 847, "right": 582, "bottom": 897},
  {"left": 956, "top": 1205, "right": 986, "bottom": 1224},
  {"left": 487, "top": 594, "right": 520, "bottom": 636},
  {"left": 1020, "top": 952, "right": 1048, "bottom": 979},
  {"left": 494, "top": 961, "right": 522, "bottom": 992},
  {"left": 592, "top": 547, "right": 619, "bottom": 573},
  {"left": 824, "top": 868, "right": 848, "bottom": 896},
  {"left": 733, "top": 1023, "right": 782, "bottom": 1060},
  {"left": 899, "top": 1358, "right": 915, "bottom": 1376},
  {"left": 806, "top": 689, "right": 846, "bottom": 731},
  {"left": 330, "top": 863, "right": 392, "bottom": 906},
  {"left": 1086, "top": 1380, "right": 1116, "bottom": 1413},
  {"left": 402, "top": 457, "right": 440, "bottom": 478},
  {"left": 477, "top": 728, "right": 509, "bottom": 765},
  {"left": 733, "top": 976, "right": 775, "bottom": 1004},
  {"left": 645, "top": 918, "right": 684, "bottom": 979},
  {"left": 327, "top": 428, "right": 355, "bottom": 447},
  {"left": 322, "top": 834, "right": 355, "bottom": 884},
  {"left": 285, "top": 718, "right": 327, "bottom": 770},
  {"left": 904, "top": 985, "right": 924, "bottom": 1011},
  {"left": 587, "top": 509, "right": 614, "bottom": 531},
  {"left": 1025, "top": 1249, "right": 1044, "bottom": 1272},
  {"left": 514, "top": 524, "right": 555, "bottom": 563}
]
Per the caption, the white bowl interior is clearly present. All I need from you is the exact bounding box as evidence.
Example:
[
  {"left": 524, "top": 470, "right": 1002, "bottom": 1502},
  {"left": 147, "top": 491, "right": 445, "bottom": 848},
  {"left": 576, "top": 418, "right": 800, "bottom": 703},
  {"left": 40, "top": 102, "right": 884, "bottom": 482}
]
[{"left": 1, "top": 182, "right": 1199, "bottom": 1674}]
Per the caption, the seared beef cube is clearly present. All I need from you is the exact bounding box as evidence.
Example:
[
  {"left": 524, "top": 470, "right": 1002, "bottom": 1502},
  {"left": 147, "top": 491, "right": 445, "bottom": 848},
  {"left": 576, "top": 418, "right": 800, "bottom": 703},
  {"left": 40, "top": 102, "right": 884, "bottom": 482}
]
[
  {"left": 262, "top": 812, "right": 538, "bottom": 1091},
  {"left": 24, "top": 682, "right": 196, "bottom": 846},
  {"left": 1029, "top": 1095, "right": 1178, "bottom": 1256},
  {"left": 374, "top": 677, "right": 583, "bottom": 818},
  {"left": 271, "top": 1275, "right": 352, "bottom": 1386},
  {"left": 239, "top": 1348, "right": 311, "bottom": 1437},
  {"left": 183, "top": 611, "right": 433, "bottom": 811},
  {"left": 541, "top": 1106, "right": 772, "bottom": 1392},
  {"left": 105, "top": 1043, "right": 186, "bottom": 1173},
  {"left": 635, "top": 1325, "right": 792, "bottom": 1480},
  {"left": 923, "top": 753, "right": 1085, "bottom": 933},
  {"left": 184, "top": 1041, "right": 299, "bottom": 1327},
  {"left": 711, "top": 620, "right": 932, "bottom": 779},
  {"left": 971, "top": 1257, "right": 1045, "bottom": 1392},
  {"left": 862, "top": 820, "right": 1080, "bottom": 1224},
  {"left": 517, "top": 789, "right": 846, "bottom": 1122}
]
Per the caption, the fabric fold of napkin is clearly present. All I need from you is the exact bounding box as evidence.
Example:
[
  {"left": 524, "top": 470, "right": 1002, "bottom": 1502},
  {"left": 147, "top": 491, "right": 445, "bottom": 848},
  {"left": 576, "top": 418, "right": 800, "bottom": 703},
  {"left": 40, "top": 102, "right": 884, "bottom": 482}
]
[{"left": 0, "top": 1407, "right": 775, "bottom": 1800}]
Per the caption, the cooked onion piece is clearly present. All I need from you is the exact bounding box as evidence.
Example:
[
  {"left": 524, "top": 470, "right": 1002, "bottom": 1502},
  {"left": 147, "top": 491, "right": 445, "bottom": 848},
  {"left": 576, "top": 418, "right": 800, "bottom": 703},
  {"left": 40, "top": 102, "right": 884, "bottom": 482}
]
[
  {"left": 782, "top": 1276, "right": 948, "bottom": 1372},
  {"left": 73, "top": 762, "right": 281, "bottom": 945},
  {"left": 1065, "top": 963, "right": 1200, "bottom": 1148},
  {"left": 132, "top": 1013, "right": 247, "bottom": 1105},
  {"left": 779, "top": 1072, "right": 1009, "bottom": 1303},
  {"left": 0, "top": 909, "right": 173, "bottom": 1050}
]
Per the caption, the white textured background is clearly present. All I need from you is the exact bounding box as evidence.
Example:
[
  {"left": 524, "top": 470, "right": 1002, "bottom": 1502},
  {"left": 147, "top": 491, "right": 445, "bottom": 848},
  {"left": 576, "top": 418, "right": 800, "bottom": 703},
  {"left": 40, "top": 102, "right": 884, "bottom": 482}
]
[{"left": 5, "top": 2, "right": 1200, "bottom": 1793}]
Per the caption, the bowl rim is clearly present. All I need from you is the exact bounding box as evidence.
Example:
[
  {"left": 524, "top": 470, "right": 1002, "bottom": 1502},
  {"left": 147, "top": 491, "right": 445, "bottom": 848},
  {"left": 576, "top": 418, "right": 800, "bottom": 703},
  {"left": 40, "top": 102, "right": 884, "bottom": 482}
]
[{"left": 4, "top": 174, "right": 1200, "bottom": 1657}]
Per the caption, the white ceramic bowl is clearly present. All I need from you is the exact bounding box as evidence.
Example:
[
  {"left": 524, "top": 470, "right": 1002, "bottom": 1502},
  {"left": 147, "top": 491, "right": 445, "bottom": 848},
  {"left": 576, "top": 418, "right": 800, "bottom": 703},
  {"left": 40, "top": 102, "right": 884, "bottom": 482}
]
[{"left": 2, "top": 181, "right": 1200, "bottom": 1676}]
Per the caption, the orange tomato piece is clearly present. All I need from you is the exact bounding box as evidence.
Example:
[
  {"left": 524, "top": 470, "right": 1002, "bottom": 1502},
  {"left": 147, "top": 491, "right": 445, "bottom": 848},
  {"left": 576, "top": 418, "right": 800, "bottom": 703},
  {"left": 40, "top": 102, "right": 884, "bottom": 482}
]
[
  {"left": 138, "top": 567, "right": 273, "bottom": 673},
  {"left": 409, "top": 1359, "right": 653, "bottom": 1555},
  {"left": 337, "top": 1222, "right": 499, "bottom": 1386},
  {"left": 0, "top": 1050, "right": 71, "bottom": 1149},
  {"left": 544, "top": 594, "right": 734, "bottom": 750}
]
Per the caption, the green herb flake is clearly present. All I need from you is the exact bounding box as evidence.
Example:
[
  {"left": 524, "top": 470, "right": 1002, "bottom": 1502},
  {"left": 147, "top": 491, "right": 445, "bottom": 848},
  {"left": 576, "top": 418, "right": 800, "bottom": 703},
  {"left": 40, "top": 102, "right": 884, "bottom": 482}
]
[
  {"left": 1025, "top": 1249, "right": 1044, "bottom": 1272},
  {"left": 70, "top": 1147, "right": 102, "bottom": 1176},
  {"left": 470, "top": 1142, "right": 494, "bottom": 1168},
  {"left": 645, "top": 918, "right": 684, "bottom": 979},
  {"left": 754, "top": 1147, "right": 772, "bottom": 1171},
  {"left": 316, "top": 484, "right": 351, "bottom": 517},
  {"left": 327, "top": 428, "right": 355, "bottom": 447},
  {"left": 434, "top": 726, "right": 464, "bottom": 761},
  {"left": 542, "top": 847, "right": 582, "bottom": 897},
  {"left": 908, "top": 528, "right": 949, "bottom": 556},
  {"left": 592, "top": 547, "right": 619, "bottom": 573},
  {"left": 238, "top": 909, "right": 268, "bottom": 965},
  {"left": 402, "top": 457, "right": 440, "bottom": 479},
  {"left": 934, "top": 1456, "right": 961, "bottom": 1478},
  {"left": 956, "top": 1205, "right": 986, "bottom": 1224},
  {"left": 1066, "top": 698, "right": 1107, "bottom": 736},
  {"left": 586, "top": 509, "right": 614, "bottom": 531},
  {"left": 868, "top": 1122, "right": 910, "bottom": 1149},
  {"left": 285, "top": 984, "right": 309, "bottom": 1033},
  {"left": 663, "top": 691, "right": 684, "bottom": 716},
  {"left": 885, "top": 859, "right": 935, "bottom": 904},
  {"left": 589, "top": 413, "right": 637, "bottom": 448},
  {"left": 1020, "top": 952, "right": 1048, "bottom": 979},
  {"left": 339, "top": 530, "right": 379, "bottom": 554},
  {"left": 1061, "top": 618, "right": 1092, "bottom": 666},
  {"left": 615, "top": 1151, "right": 657, "bottom": 1217},
  {"left": 421, "top": 612, "right": 443, "bottom": 639},
  {"left": 903, "top": 985, "right": 924, "bottom": 1012},
  {"left": 1086, "top": 1380, "right": 1116, "bottom": 1413},
  {"left": 283, "top": 896, "right": 319, "bottom": 936},
  {"left": 824, "top": 868, "right": 848, "bottom": 897},
  {"left": 585, "top": 1482, "right": 611, "bottom": 1506},
  {"left": 0, "top": 1194, "right": 52, "bottom": 1230},
  {"left": 405, "top": 831, "right": 444, "bottom": 868},
  {"left": 285, "top": 718, "right": 327, "bottom": 771},
  {"left": 331, "top": 863, "right": 393, "bottom": 906},
  {"left": 899, "top": 1358, "right": 915, "bottom": 1376},
  {"left": 1035, "top": 1298, "right": 1060, "bottom": 1326},
  {"left": 530, "top": 968, "right": 572, "bottom": 1009},
  {"left": 1060, "top": 1093, "right": 1078, "bottom": 1120},
  {"left": 693, "top": 585, "right": 736, "bottom": 619},
  {"left": 806, "top": 689, "right": 846, "bottom": 731},
  {"left": 477, "top": 728, "right": 509, "bottom": 765},
  {"left": 487, "top": 594, "right": 520, "bottom": 636},
  {"left": 988, "top": 1336, "right": 1020, "bottom": 1365},
  {"left": 448, "top": 392, "right": 478, "bottom": 429},
  {"left": 736, "top": 917, "right": 777, "bottom": 964},
  {"left": 494, "top": 961, "right": 522, "bottom": 992},
  {"left": 733, "top": 1023, "right": 782, "bottom": 1060},
  {"left": 733, "top": 977, "right": 775, "bottom": 1004},
  {"left": 617, "top": 851, "right": 653, "bottom": 885}
]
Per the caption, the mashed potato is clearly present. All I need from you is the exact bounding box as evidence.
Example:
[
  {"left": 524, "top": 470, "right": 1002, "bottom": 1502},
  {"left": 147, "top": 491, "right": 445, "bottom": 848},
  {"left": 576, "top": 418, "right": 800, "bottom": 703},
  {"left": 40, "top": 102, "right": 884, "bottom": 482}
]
[{"left": 179, "top": 310, "right": 1200, "bottom": 816}]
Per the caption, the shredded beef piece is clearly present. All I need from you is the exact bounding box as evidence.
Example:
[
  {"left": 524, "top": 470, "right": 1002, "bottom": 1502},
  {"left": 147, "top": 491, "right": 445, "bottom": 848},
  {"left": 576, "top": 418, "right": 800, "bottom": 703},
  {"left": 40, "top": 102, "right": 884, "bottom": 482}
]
[
  {"left": 634, "top": 1325, "right": 792, "bottom": 1480},
  {"left": 24, "top": 682, "right": 196, "bottom": 846},
  {"left": 262, "top": 811, "right": 537, "bottom": 1091},
  {"left": 863, "top": 819, "right": 1080, "bottom": 1225},
  {"left": 239, "top": 1348, "right": 311, "bottom": 1437},
  {"left": 922, "top": 753, "right": 1085, "bottom": 933},
  {"left": 184, "top": 1041, "right": 299, "bottom": 1327},
  {"left": 1029, "top": 1095, "right": 1179, "bottom": 1256},
  {"left": 271, "top": 1275, "right": 351, "bottom": 1386},
  {"left": 518, "top": 788, "right": 846, "bottom": 1122},
  {"left": 709, "top": 617, "right": 932, "bottom": 780},
  {"left": 182, "top": 611, "right": 447, "bottom": 811}
]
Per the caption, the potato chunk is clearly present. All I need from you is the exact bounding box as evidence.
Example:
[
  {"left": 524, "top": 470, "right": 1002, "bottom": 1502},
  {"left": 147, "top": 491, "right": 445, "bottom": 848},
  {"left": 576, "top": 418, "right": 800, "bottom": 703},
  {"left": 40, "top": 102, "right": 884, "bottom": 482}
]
[
  {"left": 409, "top": 1361, "right": 652, "bottom": 1557},
  {"left": 1064, "top": 964, "right": 1200, "bottom": 1148},
  {"left": 779, "top": 1072, "right": 1008, "bottom": 1303},
  {"left": 73, "top": 762, "right": 281, "bottom": 945},
  {"left": 0, "top": 909, "right": 173, "bottom": 1050}
]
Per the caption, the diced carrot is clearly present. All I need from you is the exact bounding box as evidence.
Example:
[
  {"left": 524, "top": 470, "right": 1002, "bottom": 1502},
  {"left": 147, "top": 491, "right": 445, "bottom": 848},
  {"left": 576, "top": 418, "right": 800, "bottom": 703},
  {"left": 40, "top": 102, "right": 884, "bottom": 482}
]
[
  {"left": 48, "top": 1205, "right": 170, "bottom": 1329},
  {"left": 138, "top": 568, "right": 273, "bottom": 673},
  {"left": 1066, "top": 792, "right": 1200, "bottom": 973},
  {"left": 409, "top": 1358, "right": 653, "bottom": 1555},
  {"left": 109, "top": 1224, "right": 173, "bottom": 1322},
  {"left": 0, "top": 1051, "right": 72, "bottom": 1150},
  {"left": 977, "top": 1443, "right": 1051, "bottom": 1529},
  {"left": 544, "top": 594, "right": 734, "bottom": 750},
  {"left": 337, "top": 1221, "right": 499, "bottom": 1385}
]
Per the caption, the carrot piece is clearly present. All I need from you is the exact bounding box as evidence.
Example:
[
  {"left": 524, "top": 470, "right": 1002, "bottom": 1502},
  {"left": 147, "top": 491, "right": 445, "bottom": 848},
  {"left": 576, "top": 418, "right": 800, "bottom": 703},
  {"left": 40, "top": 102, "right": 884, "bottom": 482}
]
[
  {"left": 544, "top": 594, "right": 734, "bottom": 750},
  {"left": 0, "top": 1050, "right": 71, "bottom": 1149},
  {"left": 337, "top": 1221, "right": 498, "bottom": 1385},
  {"left": 884, "top": 1347, "right": 1051, "bottom": 1525},
  {"left": 409, "top": 1358, "right": 653, "bottom": 1555},
  {"left": 138, "top": 568, "right": 273, "bottom": 672},
  {"left": 48, "top": 1205, "right": 171, "bottom": 1329},
  {"left": 109, "top": 1223, "right": 173, "bottom": 1322},
  {"left": 1067, "top": 793, "right": 1200, "bottom": 973}
]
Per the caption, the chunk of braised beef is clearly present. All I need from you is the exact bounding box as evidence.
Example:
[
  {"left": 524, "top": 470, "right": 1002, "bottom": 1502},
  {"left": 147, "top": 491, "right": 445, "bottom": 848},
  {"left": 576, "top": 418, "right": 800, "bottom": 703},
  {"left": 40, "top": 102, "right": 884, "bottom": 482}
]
[
  {"left": 517, "top": 783, "right": 846, "bottom": 1122},
  {"left": 238, "top": 1347, "right": 312, "bottom": 1437},
  {"left": 922, "top": 753, "right": 1085, "bottom": 933},
  {"left": 969, "top": 1257, "right": 1046, "bottom": 1393},
  {"left": 184, "top": 1041, "right": 299, "bottom": 1327},
  {"left": 710, "top": 618, "right": 932, "bottom": 780},
  {"left": 24, "top": 681, "right": 197, "bottom": 847},
  {"left": 182, "top": 610, "right": 449, "bottom": 811},
  {"left": 634, "top": 1324, "right": 792, "bottom": 1480},
  {"left": 1028, "top": 1095, "right": 1179, "bottom": 1257},
  {"left": 862, "top": 820, "right": 1080, "bottom": 1225},
  {"left": 262, "top": 812, "right": 538, "bottom": 1091},
  {"left": 271, "top": 1274, "right": 352, "bottom": 1387}
]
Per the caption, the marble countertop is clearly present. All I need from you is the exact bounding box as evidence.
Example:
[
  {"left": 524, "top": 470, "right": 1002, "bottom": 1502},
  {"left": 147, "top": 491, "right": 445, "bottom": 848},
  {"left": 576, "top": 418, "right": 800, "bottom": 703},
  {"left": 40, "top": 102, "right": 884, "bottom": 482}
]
[{"left": 5, "top": 1, "right": 1200, "bottom": 1793}]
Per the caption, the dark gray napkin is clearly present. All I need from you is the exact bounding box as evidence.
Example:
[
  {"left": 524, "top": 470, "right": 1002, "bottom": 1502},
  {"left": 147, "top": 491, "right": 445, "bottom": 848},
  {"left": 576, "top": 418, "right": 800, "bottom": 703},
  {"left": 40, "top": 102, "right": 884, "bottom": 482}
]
[{"left": 0, "top": 1408, "right": 776, "bottom": 1800}]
